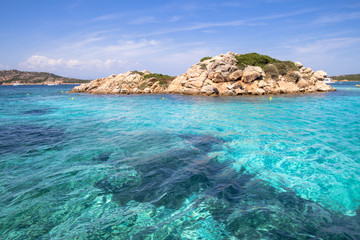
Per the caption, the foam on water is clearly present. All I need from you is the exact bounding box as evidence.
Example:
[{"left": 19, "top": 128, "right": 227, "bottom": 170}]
[{"left": 0, "top": 83, "right": 359, "bottom": 239}]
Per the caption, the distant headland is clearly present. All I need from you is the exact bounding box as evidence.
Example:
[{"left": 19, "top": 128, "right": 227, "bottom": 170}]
[
  {"left": 330, "top": 74, "right": 360, "bottom": 82},
  {"left": 71, "top": 52, "right": 334, "bottom": 96},
  {"left": 0, "top": 69, "right": 90, "bottom": 85}
]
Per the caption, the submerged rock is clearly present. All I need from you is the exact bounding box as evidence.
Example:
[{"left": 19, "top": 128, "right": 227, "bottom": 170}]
[{"left": 71, "top": 52, "right": 335, "bottom": 95}]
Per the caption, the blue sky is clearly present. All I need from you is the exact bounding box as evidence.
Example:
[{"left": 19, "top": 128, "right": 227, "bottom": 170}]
[{"left": 0, "top": 0, "right": 359, "bottom": 79}]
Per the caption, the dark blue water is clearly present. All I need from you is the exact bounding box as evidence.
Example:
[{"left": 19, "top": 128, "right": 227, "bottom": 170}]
[{"left": 0, "top": 83, "right": 360, "bottom": 239}]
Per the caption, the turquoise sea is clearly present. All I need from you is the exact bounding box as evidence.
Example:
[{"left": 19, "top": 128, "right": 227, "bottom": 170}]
[{"left": 0, "top": 82, "right": 360, "bottom": 239}]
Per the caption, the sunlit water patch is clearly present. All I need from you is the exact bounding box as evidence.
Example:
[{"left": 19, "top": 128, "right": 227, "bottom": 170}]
[{"left": 0, "top": 83, "right": 359, "bottom": 239}]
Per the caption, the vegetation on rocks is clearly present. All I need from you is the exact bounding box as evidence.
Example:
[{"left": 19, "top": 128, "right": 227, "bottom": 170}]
[
  {"left": 234, "top": 53, "right": 299, "bottom": 75},
  {"left": 234, "top": 53, "right": 279, "bottom": 69},
  {"left": 200, "top": 57, "right": 212, "bottom": 62},
  {"left": 143, "top": 73, "right": 175, "bottom": 87},
  {"left": 143, "top": 73, "right": 174, "bottom": 80},
  {"left": 264, "top": 64, "right": 279, "bottom": 79},
  {"left": 130, "top": 70, "right": 145, "bottom": 76},
  {"left": 273, "top": 61, "right": 299, "bottom": 75}
]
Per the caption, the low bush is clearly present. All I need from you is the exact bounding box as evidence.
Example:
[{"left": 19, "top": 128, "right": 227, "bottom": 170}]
[
  {"left": 200, "top": 57, "right": 212, "bottom": 62},
  {"left": 130, "top": 70, "right": 144, "bottom": 75},
  {"left": 264, "top": 64, "right": 279, "bottom": 79},
  {"left": 158, "top": 80, "right": 166, "bottom": 86},
  {"left": 273, "top": 61, "right": 299, "bottom": 75},
  {"left": 143, "top": 73, "right": 173, "bottom": 80},
  {"left": 235, "top": 53, "right": 279, "bottom": 69},
  {"left": 143, "top": 73, "right": 175, "bottom": 88}
]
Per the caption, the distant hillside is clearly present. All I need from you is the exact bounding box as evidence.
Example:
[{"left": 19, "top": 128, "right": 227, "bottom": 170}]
[
  {"left": 0, "top": 69, "right": 90, "bottom": 85},
  {"left": 330, "top": 74, "right": 360, "bottom": 81}
]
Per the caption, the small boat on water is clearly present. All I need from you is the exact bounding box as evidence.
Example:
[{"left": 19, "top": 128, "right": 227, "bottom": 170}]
[
  {"left": 13, "top": 83, "right": 22, "bottom": 86},
  {"left": 356, "top": 84, "right": 360, "bottom": 87},
  {"left": 323, "top": 78, "right": 334, "bottom": 84},
  {"left": 47, "top": 83, "right": 58, "bottom": 86}
]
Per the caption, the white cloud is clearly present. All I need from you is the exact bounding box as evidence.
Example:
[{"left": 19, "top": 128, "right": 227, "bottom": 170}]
[
  {"left": 19, "top": 55, "right": 64, "bottom": 69},
  {"left": 19, "top": 55, "right": 126, "bottom": 72}
]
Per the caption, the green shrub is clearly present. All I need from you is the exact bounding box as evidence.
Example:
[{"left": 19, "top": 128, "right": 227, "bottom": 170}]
[
  {"left": 143, "top": 73, "right": 173, "bottom": 80},
  {"left": 273, "top": 61, "right": 299, "bottom": 75},
  {"left": 200, "top": 57, "right": 212, "bottom": 62},
  {"left": 143, "top": 73, "right": 175, "bottom": 88},
  {"left": 273, "top": 63, "right": 288, "bottom": 76},
  {"left": 200, "top": 63, "right": 207, "bottom": 70},
  {"left": 264, "top": 64, "right": 279, "bottom": 79},
  {"left": 235, "top": 52, "right": 279, "bottom": 69},
  {"left": 130, "top": 70, "right": 144, "bottom": 75}
]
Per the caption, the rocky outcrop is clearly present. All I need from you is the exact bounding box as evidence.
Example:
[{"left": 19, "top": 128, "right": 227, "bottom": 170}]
[
  {"left": 70, "top": 70, "right": 173, "bottom": 94},
  {"left": 71, "top": 52, "right": 334, "bottom": 95},
  {"left": 166, "top": 52, "right": 333, "bottom": 95}
]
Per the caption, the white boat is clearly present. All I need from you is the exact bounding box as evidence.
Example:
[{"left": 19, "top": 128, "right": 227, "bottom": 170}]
[
  {"left": 47, "top": 83, "right": 58, "bottom": 86},
  {"left": 13, "top": 83, "right": 22, "bottom": 86},
  {"left": 323, "top": 78, "right": 334, "bottom": 84}
]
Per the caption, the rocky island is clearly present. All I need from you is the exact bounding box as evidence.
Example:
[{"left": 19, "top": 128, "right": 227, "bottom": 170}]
[{"left": 71, "top": 52, "right": 334, "bottom": 95}]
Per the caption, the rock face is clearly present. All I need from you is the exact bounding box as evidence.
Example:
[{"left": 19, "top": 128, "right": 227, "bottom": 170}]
[
  {"left": 71, "top": 52, "right": 334, "bottom": 95},
  {"left": 166, "top": 52, "right": 333, "bottom": 95},
  {"left": 70, "top": 70, "right": 173, "bottom": 94}
]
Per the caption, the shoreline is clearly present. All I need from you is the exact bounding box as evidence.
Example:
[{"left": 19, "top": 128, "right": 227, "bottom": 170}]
[{"left": 70, "top": 88, "right": 336, "bottom": 97}]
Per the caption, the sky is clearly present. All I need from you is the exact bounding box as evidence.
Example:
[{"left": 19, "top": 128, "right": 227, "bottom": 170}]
[{"left": 0, "top": 0, "right": 359, "bottom": 79}]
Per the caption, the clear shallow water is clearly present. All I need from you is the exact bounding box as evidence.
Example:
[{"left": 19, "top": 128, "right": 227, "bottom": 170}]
[{"left": 0, "top": 82, "right": 359, "bottom": 239}]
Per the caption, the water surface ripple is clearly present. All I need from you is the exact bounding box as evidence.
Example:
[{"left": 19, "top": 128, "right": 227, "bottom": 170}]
[{"left": 0, "top": 83, "right": 359, "bottom": 239}]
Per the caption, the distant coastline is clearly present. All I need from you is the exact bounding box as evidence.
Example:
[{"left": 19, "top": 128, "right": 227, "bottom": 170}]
[
  {"left": 334, "top": 79, "right": 360, "bottom": 82},
  {"left": 0, "top": 69, "right": 90, "bottom": 85},
  {"left": 330, "top": 74, "right": 360, "bottom": 82}
]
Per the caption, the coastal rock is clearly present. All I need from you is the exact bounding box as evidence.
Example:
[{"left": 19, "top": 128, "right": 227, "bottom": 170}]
[
  {"left": 297, "top": 79, "right": 309, "bottom": 89},
  {"left": 201, "top": 85, "right": 219, "bottom": 95},
  {"left": 71, "top": 70, "right": 174, "bottom": 94},
  {"left": 286, "top": 71, "right": 301, "bottom": 82},
  {"left": 228, "top": 70, "right": 243, "bottom": 81},
  {"left": 315, "top": 81, "right": 332, "bottom": 91},
  {"left": 313, "top": 70, "right": 327, "bottom": 80},
  {"left": 242, "top": 66, "right": 264, "bottom": 83},
  {"left": 295, "top": 62, "right": 303, "bottom": 68},
  {"left": 71, "top": 52, "right": 335, "bottom": 95}
]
